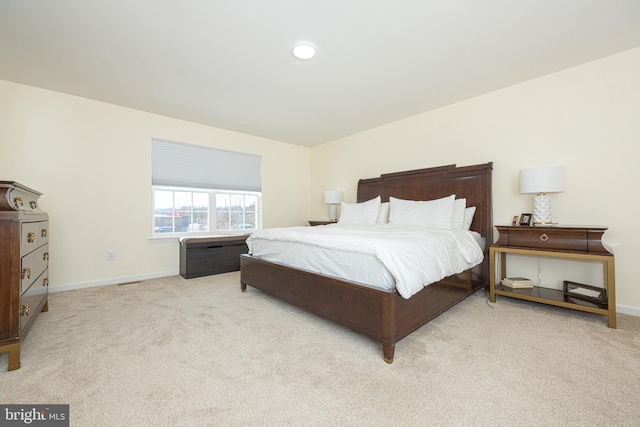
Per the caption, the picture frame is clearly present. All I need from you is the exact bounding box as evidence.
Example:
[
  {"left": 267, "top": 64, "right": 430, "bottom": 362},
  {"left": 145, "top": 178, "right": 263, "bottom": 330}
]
[
  {"left": 563, "top": 280, "right": 607, "bottom": 305},
  {"left": 518, "top": 213, "right": 532, "bottom": 226},
  {"left": 512, "top": 215, "right": 519, "bottom": 226}
]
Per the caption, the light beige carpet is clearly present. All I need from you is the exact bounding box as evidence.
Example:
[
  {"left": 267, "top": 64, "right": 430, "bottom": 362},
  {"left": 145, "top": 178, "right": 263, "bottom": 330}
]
[{"left": 1, "top": 272, "right": 639, "bottom": 426}]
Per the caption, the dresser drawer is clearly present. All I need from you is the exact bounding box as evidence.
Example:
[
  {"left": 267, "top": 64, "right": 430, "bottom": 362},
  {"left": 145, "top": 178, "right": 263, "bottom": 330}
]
[
  {"left": 7, "top": 186, "right": 42, "bottom": 213},
  {"left": 20, "top": 244, "right": 49, "bottom": 294},
  {"left": 495, "top": 225, "right": 610, "bottom": 254},
  {"left": 21, "top": 221, "right": 49, "bottom": 257},
  {"left": 20, "top": 268, "right": 48, "bottom": 334},
  {"left": 506, "top": 228, "right": 587, "bottom": 252}
]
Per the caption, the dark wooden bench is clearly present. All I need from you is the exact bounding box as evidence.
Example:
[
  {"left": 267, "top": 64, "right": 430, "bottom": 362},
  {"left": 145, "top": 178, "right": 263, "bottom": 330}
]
[{"left": 179, "top": 235, "right": 250, "bottom": 279}]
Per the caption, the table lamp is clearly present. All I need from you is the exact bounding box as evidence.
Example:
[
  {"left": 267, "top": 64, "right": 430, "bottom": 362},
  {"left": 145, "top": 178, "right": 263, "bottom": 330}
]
[
  {"left": 324, "top": 190, "right": 343, "bottom": 222},
  {"left": 519, "top": 166, "right": 565, "bottom": 225}
]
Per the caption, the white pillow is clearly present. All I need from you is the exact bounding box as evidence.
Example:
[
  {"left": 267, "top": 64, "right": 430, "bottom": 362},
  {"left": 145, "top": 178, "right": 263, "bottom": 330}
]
[
  {"left": 377, "top": 202, "right": 390, "bottom": 224},
  {"left": 338, "top": 196, "right": 381, "bottom": 225},
  {"left": 452, "top": 198, "right": 466, "bottom": 229},
  {"left": 389, "top": 195, "right": 456, "bottom": 229},
  {"left": 463, "top": 206, "right": 476, "bottom": 231}
]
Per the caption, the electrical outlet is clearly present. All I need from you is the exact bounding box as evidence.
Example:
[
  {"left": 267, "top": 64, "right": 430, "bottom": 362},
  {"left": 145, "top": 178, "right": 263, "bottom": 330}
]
[{"left": 107, "top": 250, "right": 116, "bottom": 261}]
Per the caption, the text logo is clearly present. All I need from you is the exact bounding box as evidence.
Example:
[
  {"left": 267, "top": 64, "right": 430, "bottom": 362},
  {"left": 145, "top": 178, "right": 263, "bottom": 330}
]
[{"left": 0, "top": 405, "right": 69, "bottom": 427}]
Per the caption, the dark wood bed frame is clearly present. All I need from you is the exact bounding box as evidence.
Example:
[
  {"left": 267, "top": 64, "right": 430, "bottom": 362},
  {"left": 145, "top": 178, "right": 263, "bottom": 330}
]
[{"left": 240, "top": 162, "right": 493, "bottom": 363}]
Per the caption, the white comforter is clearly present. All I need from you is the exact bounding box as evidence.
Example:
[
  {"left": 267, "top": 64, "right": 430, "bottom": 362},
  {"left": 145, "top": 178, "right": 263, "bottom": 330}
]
[{"left": 247, "top": 224, "right": 484, "bottom": 299}]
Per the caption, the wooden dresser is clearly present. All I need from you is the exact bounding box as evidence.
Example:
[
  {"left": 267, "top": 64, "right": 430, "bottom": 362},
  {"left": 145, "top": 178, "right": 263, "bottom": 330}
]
[{"left": 0, "top": 181, "right": 49, "bottom": 371}]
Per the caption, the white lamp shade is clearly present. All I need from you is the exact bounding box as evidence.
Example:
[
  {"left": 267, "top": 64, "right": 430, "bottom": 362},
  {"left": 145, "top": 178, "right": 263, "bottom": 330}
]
[
  {"left": 519, "top": 166, "right": 565, "bottom": 194},
  {"left": 324, "top": 190, "right": 343, "bottom": 204}
]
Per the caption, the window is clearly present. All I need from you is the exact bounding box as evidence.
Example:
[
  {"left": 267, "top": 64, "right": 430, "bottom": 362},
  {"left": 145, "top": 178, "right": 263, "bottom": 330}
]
[
  {"left": 215, "top": 192, "right": 258, "bottom": 230},
  {"left": 151, "top": 139, "right": 261, "bottom": 237},
  {"left": 153, "top": 187, "right": 260, "bottom": 235}
]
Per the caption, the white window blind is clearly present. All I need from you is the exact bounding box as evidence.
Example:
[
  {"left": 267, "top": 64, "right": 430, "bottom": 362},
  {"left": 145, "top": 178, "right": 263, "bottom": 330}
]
[{"left": 152, "top": 138, "right": 261, "bottom": 192}]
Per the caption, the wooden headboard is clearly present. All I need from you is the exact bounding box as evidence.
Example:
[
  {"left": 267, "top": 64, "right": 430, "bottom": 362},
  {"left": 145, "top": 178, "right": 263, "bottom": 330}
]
[{"left": 357, "top": 162, "right": 493, "bottom": 249}]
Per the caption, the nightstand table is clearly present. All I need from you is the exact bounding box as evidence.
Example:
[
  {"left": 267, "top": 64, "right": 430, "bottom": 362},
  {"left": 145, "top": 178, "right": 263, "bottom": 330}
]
[
  {"left": 489, "top": 225, "right": 616, "bottom": 328},
  {"left": 308, "top": 221, "right": 335, "bottom": 226}
]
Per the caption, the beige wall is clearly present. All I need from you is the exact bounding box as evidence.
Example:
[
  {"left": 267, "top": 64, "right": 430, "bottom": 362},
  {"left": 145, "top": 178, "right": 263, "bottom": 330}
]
[
  {"left": 311, "top": 48, "right": 640, "bottom": 313},
  {"left": 2, "top": 47, "right": 638, "bottom": 313},
  {"left": 1, "top": 80, "right": 311, "bottom": 290}
]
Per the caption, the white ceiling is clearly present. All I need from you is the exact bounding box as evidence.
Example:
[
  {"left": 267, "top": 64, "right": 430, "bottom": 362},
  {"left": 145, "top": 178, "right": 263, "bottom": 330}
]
[{"left": 1, "top": 1, "right": 639, "bottom": 147}]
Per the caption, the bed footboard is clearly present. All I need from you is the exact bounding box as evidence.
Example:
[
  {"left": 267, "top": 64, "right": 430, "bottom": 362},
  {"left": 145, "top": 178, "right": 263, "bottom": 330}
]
[
  {"left": 240, "top": 254, "right": 483, "bottom": 363},
  {"left": 240, "top": 255, "right": 392, "bottom": 344}
]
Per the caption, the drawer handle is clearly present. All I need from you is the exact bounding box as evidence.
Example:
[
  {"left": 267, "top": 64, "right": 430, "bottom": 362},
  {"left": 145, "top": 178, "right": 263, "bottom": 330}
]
[
  {"left": 21, "top": 305, "right": 31, "bottom": 316},
  {"left": 43, "top": 277, "right": 49, "bottom": 287},
  {"left": 14, "top": 197, "right": 23, "bottom": 207},
  {"left": 540, "top": 234, "right": 549, "bottom": 242},
  {"left": 41, "top": 229, "right": 48, "bottom": 238},
  {"left": 30, "top": 200, "right": 37, "bottom": 209},
  {"left": 22, "top": 267, "right": 31, "bottom": 279},
  {"left": 44, "top": 252, "right": 49, "bottom": 260},
  {"left": 27, "top": 232, "right": 35, "bottom": 243}
]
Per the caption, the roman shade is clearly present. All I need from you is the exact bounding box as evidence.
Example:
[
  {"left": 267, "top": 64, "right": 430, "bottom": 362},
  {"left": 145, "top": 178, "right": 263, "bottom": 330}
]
[{"left": 152, "top": 138, "right": 261, "bottom": 192}]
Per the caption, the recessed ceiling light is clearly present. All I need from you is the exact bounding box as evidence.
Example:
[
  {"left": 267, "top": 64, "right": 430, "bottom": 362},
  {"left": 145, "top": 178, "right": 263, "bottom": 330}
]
[{"left": 292, "top": 43, "right": 316, "bottom": 60}]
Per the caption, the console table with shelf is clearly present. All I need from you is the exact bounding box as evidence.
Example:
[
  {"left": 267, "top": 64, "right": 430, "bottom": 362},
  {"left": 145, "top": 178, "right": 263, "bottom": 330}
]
[{"left": 489, "top": 225, "right": 615, "bottom": 328}]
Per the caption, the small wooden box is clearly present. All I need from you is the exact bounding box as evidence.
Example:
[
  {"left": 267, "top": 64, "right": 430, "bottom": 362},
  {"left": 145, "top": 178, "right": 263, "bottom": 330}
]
[{"left": 179, "top": 235, "right": 250, "bottom": 279}]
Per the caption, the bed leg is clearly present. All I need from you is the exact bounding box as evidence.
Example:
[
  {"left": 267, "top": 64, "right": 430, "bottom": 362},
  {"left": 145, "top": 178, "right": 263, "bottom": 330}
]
[
  {"left": 241, "top": 282, "right": 247, "bottom": 292},
  {"left": 383, "top": 343, "right": 395, "bottom": 364}
]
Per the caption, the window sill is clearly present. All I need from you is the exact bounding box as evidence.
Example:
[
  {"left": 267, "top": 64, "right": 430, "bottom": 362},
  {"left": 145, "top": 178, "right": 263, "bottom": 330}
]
[
  {"left": 148, "top": 236, "right": 180, "bottom": 244},
  {"left": 148, "top": 232, "right": 255, "bottom": 244}
]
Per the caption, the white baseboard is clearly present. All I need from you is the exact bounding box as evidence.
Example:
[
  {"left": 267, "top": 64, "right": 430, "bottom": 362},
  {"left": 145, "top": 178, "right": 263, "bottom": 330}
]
[
  {"left": 617, "top": 304, "right": 640, "bottom": 317},
  {"left": 49, "top": 270, "right": 179, "bottom": 293}
]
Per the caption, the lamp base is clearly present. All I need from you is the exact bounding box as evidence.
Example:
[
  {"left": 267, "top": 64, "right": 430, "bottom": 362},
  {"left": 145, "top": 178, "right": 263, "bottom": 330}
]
[
  {"left": 329, "top": 204, "right": 338, "bottom": 222},
  {"left": 533, "top": 194, "right": 552, "bottom": 225}
]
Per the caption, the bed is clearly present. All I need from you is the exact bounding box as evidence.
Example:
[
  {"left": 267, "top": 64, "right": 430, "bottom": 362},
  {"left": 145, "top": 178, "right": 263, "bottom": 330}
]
[{"left": 240, "top": 162, "right": 493, "bottom": 363}]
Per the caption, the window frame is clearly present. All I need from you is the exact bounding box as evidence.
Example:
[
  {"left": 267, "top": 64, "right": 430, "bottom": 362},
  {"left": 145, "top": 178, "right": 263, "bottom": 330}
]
[{"left": 151, "top": 185, "right": 261, "bottom": 239}]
